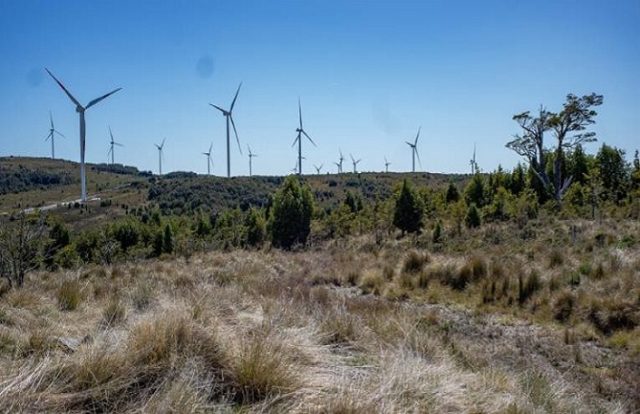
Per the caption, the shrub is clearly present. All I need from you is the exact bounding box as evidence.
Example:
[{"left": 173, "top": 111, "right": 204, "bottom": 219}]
[
  {"left": 432, "top": 220, "right": 443, "bottom": 243},
  {"left": 162, "top": 224, "right": 174, "bottom": 254},
  {"left": 57, "top": 280, "right": 83, "bottom": 311},
  {"left": 269, "top": 176, "right": 314, "bottom": 249},
  {"left": 393, "top": 179, "right": 423, "bottom": 235},
  {"left": 245, "top": 208, "right": 266, "bottom": 247},
  {"left": 445, "top": 182, "right": 460, "bottom": 203},
  {"left": 465, "top": 204, "right": 481, "bottom": 228},
  {"left": 548, "top": 249, "right": 564, "bottom": 268}
]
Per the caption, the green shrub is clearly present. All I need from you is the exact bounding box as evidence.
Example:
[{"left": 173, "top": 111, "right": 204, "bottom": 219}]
[
  {"left": 269, "top": 176, "right": 314, "bottom": 249},
  {"left": 393, "top": 179, "right": 423, "bottom": 235},
  {"left": 245, "top": 208, "right": 266, "bottom": 247},
  {"left": 432, "top": 221, "right": 443, "bottom": 243},
  {"left": 465, "top": 204, "right": 481, "bottom": 228}
]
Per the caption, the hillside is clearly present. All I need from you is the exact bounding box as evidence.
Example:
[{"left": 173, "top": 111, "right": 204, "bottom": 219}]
[{"left": 0, "top": 156, "right": 468, "bottom": 223}]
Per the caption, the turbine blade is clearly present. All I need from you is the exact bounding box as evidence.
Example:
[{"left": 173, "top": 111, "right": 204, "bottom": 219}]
[
  {"left": 350, "top": 154, "right": 355, "bottom": 162},
  {"left": 114, "top": 142, "right": 123, "bottom": 147},
  {"left": 45, "top": 68, "right": 82, "bottom": 108},
  {"left": 49, "top": 111, "right": 54, "bottom": 129},
  {"left": 44, "top": 132, "right": 52, "bottom": 141},
  {"left": 298, "top": 98, "right": 303, "bottom": 129},
  {"left": 405, "top": 141, "right": 413, "bottom": 146},
  {"left": 414, "top": 126, "right": 421, "bottom": 145},
  {"left": 54, "top": 130, "right": 65, "bottom": 138},
  {"left": 230, "top": 82, "right": 242, "bottom": 112},
  {"left": 415, "top": 148, "right": 422, "bottom": 167},
  {"left": 109, "top": 126, "right": 114, "bottom": 141},
  {"left": 302, "top": 130, "right": 316, "bottom": 146},
  {"left": 161, "top": 138, "right": 166, "bottom": 148},
  {"left": 209, "top": 142, "right": 213, "bottom": 154},
  {"left": 209, "top": 103, "right": 226, "bottom": 114},
  {"left": 86, "top": 87, "right": 122, "bottom": 109},
  {"left": 230, "top": 116, "right": 242, "bottom": 154},
  {"left": 292, "top": 135, "right": 299, "bottom": 147}
]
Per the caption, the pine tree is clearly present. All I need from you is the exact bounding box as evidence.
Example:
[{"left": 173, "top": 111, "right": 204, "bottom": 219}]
[
  {"left": 393, "top": 179, "right": 423, "bottom": 235},
  {"left": 269, "top": 176, "right": 314, "bottom": 249},
  {"left": 445, "top": 182, "right": 460, "bottom": 203},
  {"left": 162, "top": 224, "right": 174, "bottom": 254},
  {"left": 465, "top": 204, "right": 481, "bottom": 228}
]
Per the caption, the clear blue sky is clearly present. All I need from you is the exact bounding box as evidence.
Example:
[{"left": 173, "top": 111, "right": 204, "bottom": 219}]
[{"left": 0, "top": 0, "right": 638, "bottom": 176}]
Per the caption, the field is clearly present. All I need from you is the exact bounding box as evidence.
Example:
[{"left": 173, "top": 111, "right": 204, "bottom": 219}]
[{"left": 0, "top": 218, "right": 638, "bottom": 412}]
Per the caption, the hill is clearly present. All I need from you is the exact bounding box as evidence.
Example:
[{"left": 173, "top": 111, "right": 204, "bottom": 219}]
[{"left": 0, "top": 156, "right": 468, "bottom": 224}]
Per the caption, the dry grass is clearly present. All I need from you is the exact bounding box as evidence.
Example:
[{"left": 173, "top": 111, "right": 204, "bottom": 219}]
[{"left": 0, "top": 219, "right": 638, "bottom": 412}]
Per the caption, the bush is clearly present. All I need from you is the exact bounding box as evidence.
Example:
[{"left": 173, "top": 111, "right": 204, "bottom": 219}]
[
  {"left": 393, "top": 179, "right": 423, "bottom": 235},
  {"left": 465, "top": 204, "right": 481, "bottom": 228},
  {"left": 432, "top": 221, "right": 443, "bottom": 243},
  {"left": 245, "top": 208, "right": 266, "bottom": 247},
  {"left": 269, "top": 176, "right": 314, "bottom": 249}
]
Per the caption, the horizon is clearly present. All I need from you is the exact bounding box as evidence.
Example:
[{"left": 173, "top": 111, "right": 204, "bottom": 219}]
[{"left": 1, "top": 1, "right": 638, "bottom": 176}]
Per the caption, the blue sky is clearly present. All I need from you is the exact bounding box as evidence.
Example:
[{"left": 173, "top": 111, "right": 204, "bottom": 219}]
[{"left": 0, "top": 0, "right": 638, "bottom": 176}]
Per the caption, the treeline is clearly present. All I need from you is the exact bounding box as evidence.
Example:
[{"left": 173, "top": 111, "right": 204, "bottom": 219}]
[{"left": 0, "top": 165, "right": 74, "bottom": 195}]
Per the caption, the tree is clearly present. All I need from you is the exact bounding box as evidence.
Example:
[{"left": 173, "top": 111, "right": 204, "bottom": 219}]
[
  {"left": 269, "top": 176, "right": 314, "bottom": 249},
  {"left": 465, "top": 204, "right": 481, "bottom": 228},
  {"left": 506, "top": 93, "right": 603, "bottom": 202},
  {"left": 445, "top": 182, "right": 460, "bottom": 203},
  {"left": 632, "top": 150, "right": 640, "bottom": 191},
  {"left": 596, "top": 144, "right": 628, "bottom": 203},
  {"left": 162, "top": 224, "right": 174, "bottom": 254},
  {"left": 568, "top": 144, "right": 589, "bottom": 185},
  {"left": 245, "top": 208, "right": 266, "bottom": 247},
  {"left": 0, "top": 214, "right": 47, "bottom": 288},
  {"left": 464, "top": 174, "right": 486, "bottom": 207},
  {"left": 393, "top": 179, "right": 423, "bottom": 235},
  {"left": 508, "top": 163, "right": 526, "bottom": 195}
]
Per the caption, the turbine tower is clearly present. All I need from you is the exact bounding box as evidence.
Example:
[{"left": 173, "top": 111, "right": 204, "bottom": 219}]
[
  {"left": 247, "top": 145, "right": 257, "bottom": 177},
  {"left": 337, "top": 149, "right": 344, "bottom": 173},
  {"left": 314, "top": 163, "right": 323, "bottom": 175},
  {"left": 46, "top": 68, "right": 121, "bottom": 202},
  {"left": 384, "top": 157, "right": 391, "bottom": 173},
  {"left": 107, "top": 126, "right": 123, "bottom": 165},
  {"left": 470, "top": 143, "right": 478, "bottom": 174},
  {"left": 292, "top": 99, "right": 315, "bottom": 176},
  {"left": 350, "top": 154, "right": 362, "bottom": 173},
  {"left": 405, "top": 127, "right": 421, "bottom": 173},
  {"left": 154, "top": 139, "right": 166, "bottom": 175},
  {"left": 44, "top": 111, "right": 65, "bottom": 159},
  {"left": 202, "top": 142, "right": 213, "bottom": 175},
  {"left": 210, "top": 83, "right": 242, "bottom": 178}
]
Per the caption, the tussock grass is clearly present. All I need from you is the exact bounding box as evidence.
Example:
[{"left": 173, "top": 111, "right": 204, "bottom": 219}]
[
  {"left": 0, "top": 222, "right": 637, "bottom": 412},
  {"left": 56, "top": 279, "right": 83, "bottom": 311}
]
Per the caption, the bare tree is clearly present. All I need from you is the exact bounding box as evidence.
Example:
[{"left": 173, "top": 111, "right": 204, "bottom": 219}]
[
  {"left": 506, "top": 93, "right": 603, "bottom": 202},
  {"left": 0, "top": 214, "right": 47, "bottom": 288}
]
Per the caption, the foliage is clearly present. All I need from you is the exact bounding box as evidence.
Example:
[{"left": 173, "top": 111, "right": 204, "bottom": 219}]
[
  {"left": 465, "top": 204, "right": 481, "bottom": 228},
  {"left": 0, "top": 214, "right": 47, "bottom": 288},
  {"left": 268, "top": 176, "right": 314, "bottom": 249},
  {"left": 393, "top": 180, "right": 424, "bottom": 235}
]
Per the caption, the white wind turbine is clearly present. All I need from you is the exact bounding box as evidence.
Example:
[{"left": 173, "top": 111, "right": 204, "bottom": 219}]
[
  {"left": 384, "top": 156, "right": 391, "bottom": 173},
  {"left": 350, "top": 154, "right": 362, "bottom": 173},
  {"left": 46, "top": 68, "right": 122, "bottom": 202},
  {"left": 292, "top": 99, "right": 315, "bottom": 176},
  {"left": 405, "top": 126, "right": 421, "bottom": 173},
  {"left": 154, "top": 138, "right": 166, "bottom": 175},
  {"left": 107, "top": 126, "right": 123, "bottom": 165},
  {"left": 44, "top": 111, "right": 65, "bottom": 159},
  {"left": 202, "top": 142, "right": 213, "bottom": 175},
  {"left": 247, "top": 145, "right": 257, "bottom": 177},
  {"left": 210, "top": 83, "right": 242, "bottom": 177}
]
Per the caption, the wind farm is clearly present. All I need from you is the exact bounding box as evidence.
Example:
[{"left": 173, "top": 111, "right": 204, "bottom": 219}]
[{"left": 0, "top": 2, "right": 638, "bottom": 413}]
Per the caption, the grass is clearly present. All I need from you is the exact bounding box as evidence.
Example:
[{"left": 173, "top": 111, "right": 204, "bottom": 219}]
[{"left": 0, "top": 218, "right": 638, "bottom": 412}]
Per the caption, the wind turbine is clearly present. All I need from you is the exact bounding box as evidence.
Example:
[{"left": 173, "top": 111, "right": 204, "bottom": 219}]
[
  {"left": 292, "top": 99, "right": 315, "bottom": 176},
  {"left": 210, "top": 83, "right": 242, "bottom": 178},
  {"left": 405, "top": 127, "right": 421, "bottom": 173},
  {"left": 314, "top": 163, "right": 323, "bottom": 175},
  {"left": 384, "top": 157, "right": 391, "bottom": 173},
  {"left": 46, "top": 68, "right": 122, "bottom": 202},
  {"left": 202, "top": 142, "right": 213, "bottom": 175},
  {"left": 350, "top": 154, "right": 362, "bottom": 173},
  {"left": 470, "top": 143, "right": 478, "bottom": 174},
  {"left": 154, "top": 139, "right": 166, "bottom": 175},
  {"left": 44, "top": 111, "right": 65, "bottom": 159},
  {"left": 107, "top": 126, "right": 123, "bottom": 165},
  {"left": 337, "top": 149, "right": 344, "bottom": 173},
  {"left": 247, "top": 145, "right": 257, "bottom": 177}
]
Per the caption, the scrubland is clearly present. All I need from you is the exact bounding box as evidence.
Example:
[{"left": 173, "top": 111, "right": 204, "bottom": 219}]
[{"left": 0, "top": 218, "right": 638, "bottom": 413}]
